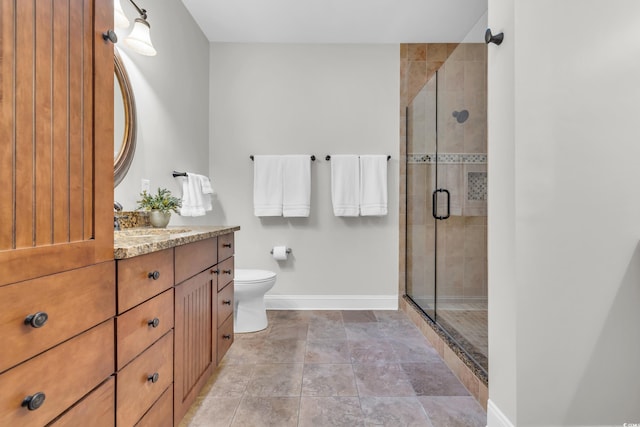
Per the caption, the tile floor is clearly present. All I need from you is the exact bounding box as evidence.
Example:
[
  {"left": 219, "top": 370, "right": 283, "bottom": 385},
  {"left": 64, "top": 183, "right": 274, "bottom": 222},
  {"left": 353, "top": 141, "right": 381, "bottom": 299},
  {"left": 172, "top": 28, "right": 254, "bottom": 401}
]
[{"left": 182, "top": 310, "right": 486, "bottom": 427}]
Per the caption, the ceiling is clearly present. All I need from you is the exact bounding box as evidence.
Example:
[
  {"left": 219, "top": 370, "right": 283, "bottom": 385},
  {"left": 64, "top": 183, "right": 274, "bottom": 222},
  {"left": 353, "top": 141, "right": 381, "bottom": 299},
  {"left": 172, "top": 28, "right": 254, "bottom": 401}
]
[{"left": 180, "top": 0, "right": 487, "bottom": 44}]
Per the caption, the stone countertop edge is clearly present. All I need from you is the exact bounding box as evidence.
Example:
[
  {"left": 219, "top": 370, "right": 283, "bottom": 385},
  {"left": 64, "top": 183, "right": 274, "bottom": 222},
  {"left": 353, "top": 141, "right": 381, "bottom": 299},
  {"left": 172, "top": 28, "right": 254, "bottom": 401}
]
[{"left": 114, "top": 225, "right": 240, "bottom": 259}]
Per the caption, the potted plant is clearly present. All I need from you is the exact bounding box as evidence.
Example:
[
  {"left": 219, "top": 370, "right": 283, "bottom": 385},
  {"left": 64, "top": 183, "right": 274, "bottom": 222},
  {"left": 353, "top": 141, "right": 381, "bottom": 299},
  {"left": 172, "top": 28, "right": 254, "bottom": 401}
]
[{"left": 136, "top": 187, "right": 181, "bottom": 228}]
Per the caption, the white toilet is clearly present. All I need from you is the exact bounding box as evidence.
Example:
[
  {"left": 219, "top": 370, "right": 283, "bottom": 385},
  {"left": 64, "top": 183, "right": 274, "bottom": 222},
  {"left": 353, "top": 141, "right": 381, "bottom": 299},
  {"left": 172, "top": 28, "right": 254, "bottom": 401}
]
[{"left": 233, "top": 269, "right": 277, "bottom": 333}]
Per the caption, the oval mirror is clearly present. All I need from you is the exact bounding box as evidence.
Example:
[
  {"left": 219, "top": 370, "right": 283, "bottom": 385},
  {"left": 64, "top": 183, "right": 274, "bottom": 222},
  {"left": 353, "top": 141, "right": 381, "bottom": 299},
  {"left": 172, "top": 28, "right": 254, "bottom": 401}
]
[{"left": 114, "top": 48, "right": 136, "bottom": 187}]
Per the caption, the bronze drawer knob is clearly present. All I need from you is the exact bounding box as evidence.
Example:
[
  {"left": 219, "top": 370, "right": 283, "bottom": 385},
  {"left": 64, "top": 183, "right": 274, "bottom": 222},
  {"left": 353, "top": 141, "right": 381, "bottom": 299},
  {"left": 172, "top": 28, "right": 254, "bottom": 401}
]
[
  {"left": 24, "top": 312, "right": 48, "bottom": 328},
  {"left": 222, "top": 334, "right": 231, "bottom": 340},
  {"left": 211, "top": 269, "right": 220, "bottom": 275},
  {"left": 102, "top": 29, "right": 117, "bottom": 44},
  {"left": 148, "top": 271, "right": 160, "bottom": 280},
  {"left": 222, "top": 243, "right": 232, "bottom": 248},
  {"left": 222, "top": 300, "right": 231, "bottom": 305},
  {"left": 22, "top": 392, "right": 46, "bottom": 411},
  {"left": 147, "top": 372, "right": 159, "bottom": 383},
  {"left": 222, "top": 269, "right": 232, "bottom": 275},
  {"left": 148, "top": 318, "right": 160, "bottom": 328}
]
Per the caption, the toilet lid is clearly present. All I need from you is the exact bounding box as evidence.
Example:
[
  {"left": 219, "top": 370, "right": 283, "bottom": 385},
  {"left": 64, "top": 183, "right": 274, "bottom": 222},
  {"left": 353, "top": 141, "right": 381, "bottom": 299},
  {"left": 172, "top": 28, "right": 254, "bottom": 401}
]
[{"left": 235, "top": 269, "right": 276, "bottom": 283}]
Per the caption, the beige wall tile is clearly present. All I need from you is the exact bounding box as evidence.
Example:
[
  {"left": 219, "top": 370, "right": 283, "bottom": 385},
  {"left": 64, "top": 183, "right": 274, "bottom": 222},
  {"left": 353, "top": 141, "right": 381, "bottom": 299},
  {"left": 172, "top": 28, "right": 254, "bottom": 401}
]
[{"left": 408, "top": 43, "right": 427, "bottom": 61}]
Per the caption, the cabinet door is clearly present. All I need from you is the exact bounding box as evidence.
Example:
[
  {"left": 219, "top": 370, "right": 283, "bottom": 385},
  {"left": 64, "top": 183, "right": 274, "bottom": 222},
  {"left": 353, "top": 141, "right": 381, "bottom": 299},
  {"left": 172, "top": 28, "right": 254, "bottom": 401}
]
[
  {"left": 174, "top": 268, "right": 216, "bottom": 424},
  {"left": 0, "top": 0, "right": 114, "bottom": 287}
]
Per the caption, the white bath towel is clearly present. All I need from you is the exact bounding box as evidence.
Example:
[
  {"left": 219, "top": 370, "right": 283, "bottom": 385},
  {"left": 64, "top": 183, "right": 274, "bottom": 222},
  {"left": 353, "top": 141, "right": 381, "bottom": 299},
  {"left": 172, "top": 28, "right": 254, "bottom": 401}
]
[
  {"left": 359, "top": 155, "right": 388, "bottom": 216},
  {"left": 179, "top": 173, "right": 209, "bottom": 216},
  {"left": 282, "top": 155, "right": 311, "bottom": 217},
  {"left": 330, "top": 155, "right": 360, "bottom": 217},
  {"left": 253, "top": 155, "right": 284, "bottom": 216}
]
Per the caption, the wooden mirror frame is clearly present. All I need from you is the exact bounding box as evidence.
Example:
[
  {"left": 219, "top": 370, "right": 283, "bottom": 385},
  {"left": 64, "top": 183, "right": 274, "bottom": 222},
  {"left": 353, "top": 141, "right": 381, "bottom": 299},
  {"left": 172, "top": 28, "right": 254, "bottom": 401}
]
[{"left": 114, "top": 48, "right": 137, "bottom": 187}]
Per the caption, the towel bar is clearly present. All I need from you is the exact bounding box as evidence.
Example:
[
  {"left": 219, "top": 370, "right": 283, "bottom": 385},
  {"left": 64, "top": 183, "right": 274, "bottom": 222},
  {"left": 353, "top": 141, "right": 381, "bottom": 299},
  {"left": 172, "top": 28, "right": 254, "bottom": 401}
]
[
  {"left": 325, "top": 155, "right": 391, "bottom": 161},
  {"left": 172, "top": 171, "right": 187, "bottom": 177},
  {"left": 250, "top": 155, "right": 316, "bottom": 161}
]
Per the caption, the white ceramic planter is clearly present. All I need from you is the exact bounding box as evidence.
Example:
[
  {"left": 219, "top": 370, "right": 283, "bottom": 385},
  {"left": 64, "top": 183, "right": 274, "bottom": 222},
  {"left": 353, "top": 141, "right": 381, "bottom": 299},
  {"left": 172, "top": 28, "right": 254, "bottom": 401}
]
[{"left": 149, "top": 210, "right": 171, "bottom": 228}]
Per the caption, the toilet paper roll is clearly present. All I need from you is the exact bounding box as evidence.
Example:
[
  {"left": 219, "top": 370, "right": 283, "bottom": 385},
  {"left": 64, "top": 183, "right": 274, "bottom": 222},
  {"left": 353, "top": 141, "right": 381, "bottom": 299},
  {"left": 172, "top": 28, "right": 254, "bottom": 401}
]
[{"left": 272, "top": 246, "right": 288, "bottom": 261}]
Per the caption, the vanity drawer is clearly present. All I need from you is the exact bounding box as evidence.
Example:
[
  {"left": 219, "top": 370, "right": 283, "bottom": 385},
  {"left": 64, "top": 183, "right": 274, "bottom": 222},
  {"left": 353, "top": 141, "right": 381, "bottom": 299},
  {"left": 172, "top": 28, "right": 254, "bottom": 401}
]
[
  {"left": 116, "top": 289, "right": 174, "bottom": 370},
  {"left": 216, "top": 256, "right": 234, "bottom": 291},
  {"left": 0, "top": 261, "right": 115, "bottom": 374},
  {"left": 50, "top": 377, "right": 115, "bottom": 427},
  {"left": 117, "top": 330, "right": 173, "bottom": 427},
  {"left": 117, "top": 249, "right": 174, "bottom": 313},
  {"left": 135, "top": 384, "right": 173, "bottom": 427},
  {"left": 218, "top": 233, "right": 234, "bottom": 262},
  {"left": 217, "top": 315, "right": 234, "bottom": 365},
  {"left": 217, "top": 281, "right": 234, "bottom": 326},
  {"left": 175, "top": 237, "right": 217, "bottom": 284},
  {"left": 0, "top": 320, "right": 115, "bottom": 427}
]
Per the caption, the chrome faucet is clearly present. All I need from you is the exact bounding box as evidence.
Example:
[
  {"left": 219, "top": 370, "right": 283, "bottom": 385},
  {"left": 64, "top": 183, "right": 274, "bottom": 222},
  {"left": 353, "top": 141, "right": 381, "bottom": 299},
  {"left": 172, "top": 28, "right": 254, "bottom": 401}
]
[{"left": 114, "top": 201, "right": 123, "bottom": 230}]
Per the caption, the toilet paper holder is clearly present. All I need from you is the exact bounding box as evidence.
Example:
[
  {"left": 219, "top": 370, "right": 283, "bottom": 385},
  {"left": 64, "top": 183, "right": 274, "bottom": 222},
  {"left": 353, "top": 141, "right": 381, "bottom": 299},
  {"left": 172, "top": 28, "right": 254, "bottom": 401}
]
[{"left": 270, "top": 248, "right": 292, "bottom": 254}]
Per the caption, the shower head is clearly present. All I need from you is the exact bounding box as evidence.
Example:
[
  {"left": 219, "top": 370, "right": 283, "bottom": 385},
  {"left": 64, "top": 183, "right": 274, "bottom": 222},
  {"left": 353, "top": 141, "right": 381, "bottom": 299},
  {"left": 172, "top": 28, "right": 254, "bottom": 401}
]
[{"left": 452, "top": 110, "right": 469, "bottom": 124}]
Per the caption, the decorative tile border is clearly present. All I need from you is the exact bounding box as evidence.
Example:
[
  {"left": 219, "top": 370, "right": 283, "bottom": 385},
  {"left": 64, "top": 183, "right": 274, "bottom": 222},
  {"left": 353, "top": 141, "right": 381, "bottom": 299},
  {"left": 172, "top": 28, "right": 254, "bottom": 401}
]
[{"left": 407, "top": 153, "right": 487, "bottom": 164}]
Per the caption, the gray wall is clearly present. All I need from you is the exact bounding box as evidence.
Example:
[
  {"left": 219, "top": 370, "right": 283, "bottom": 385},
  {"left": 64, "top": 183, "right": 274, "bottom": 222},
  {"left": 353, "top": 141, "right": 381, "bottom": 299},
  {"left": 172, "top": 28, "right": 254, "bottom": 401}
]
[
  {"left": 208, "top": 43, "right": 400, "bottom": 307},
  {"left": 488, "top": 0, "right": 640, "bottom": 425},
  {"left": 114, "top": 0, "right": 211, "bottom": 228}
]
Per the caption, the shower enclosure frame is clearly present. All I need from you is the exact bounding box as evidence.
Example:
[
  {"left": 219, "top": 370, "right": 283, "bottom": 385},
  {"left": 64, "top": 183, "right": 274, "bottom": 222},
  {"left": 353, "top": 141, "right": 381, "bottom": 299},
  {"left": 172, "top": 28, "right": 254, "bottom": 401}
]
[{"left": 404, "top": 43, "right": 488, "bottom": 377}]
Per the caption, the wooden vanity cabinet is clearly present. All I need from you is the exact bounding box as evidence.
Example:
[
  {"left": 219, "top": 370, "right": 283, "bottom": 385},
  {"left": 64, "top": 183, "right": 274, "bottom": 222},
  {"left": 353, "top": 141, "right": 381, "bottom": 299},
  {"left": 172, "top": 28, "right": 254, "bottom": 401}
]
[
  {"left": 0, "top": 0, "right": 116, "bottom": 424},
  {"left": 0, "top": 0, "right": 115, "bottom": 287},
  {"left": 173, "top": 233, "right": 235, "bottom": 424},
  {"left": 115, "top": 232, "right": 236, "bottom": 427},
  {"left": 216, "top": 234, "right": 235, "bottom": 364},
  {"left": 173, "top": 237, "right": 219, "bottom": 424},
  {"left": 115, "top": 249, "right": 175, "bottom": 426}
]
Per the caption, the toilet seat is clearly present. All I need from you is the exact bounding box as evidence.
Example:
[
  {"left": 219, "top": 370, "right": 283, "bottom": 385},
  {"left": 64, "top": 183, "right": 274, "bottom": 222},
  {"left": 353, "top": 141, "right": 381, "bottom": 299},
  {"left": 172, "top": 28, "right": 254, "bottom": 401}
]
[{"left": 235, "top": 269, "right": 276, "bottom": 284}]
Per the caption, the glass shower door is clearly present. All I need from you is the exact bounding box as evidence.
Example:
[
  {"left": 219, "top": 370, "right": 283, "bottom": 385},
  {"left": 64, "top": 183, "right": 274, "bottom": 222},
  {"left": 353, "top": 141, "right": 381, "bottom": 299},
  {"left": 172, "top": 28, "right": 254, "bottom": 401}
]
[
  {"left": 434, "top": 43, "right": 488, "bottom": 371},
  {"left": 406, "top": 75, "right": 437, "bottom": 319}
]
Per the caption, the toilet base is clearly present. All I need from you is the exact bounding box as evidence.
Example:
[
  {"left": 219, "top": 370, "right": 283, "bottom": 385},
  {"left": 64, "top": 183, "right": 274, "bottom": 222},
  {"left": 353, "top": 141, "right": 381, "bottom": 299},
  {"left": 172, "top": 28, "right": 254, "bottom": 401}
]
[{"left": 234, "top": 298, "right": 269, "bottom": 333}]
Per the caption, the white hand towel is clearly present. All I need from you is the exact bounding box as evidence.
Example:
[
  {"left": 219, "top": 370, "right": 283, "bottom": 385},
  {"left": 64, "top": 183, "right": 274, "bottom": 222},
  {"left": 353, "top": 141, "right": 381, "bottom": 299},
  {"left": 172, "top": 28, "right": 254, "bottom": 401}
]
[
  {"left": 253, "top": 155, "right": 284, "bottom": 216},
  {"left": 282, "top": 155, "right": 311, "bottom": 217},
  {"left": 198, "top": 175, "right": 214, "bottom": 194},
  {"left": 195, "top": 174, "right": 213, "bottom": 212},
  {"left": 330, "top": 155, "right": 360, "bottom": 217},
  {"left": 180, "top": 173, "right": 206, "bottom": 217},
  {"left": 359, "top": 155, "right": 388, "bottom": 216}
]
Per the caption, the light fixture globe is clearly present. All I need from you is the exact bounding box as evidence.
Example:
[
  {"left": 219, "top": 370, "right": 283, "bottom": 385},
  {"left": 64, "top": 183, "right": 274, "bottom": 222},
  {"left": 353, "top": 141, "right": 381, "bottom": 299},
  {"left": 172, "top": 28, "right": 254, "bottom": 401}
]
[
  {"left": 124, "top": 18, "right": 157, "bottom": 56},
  {"left": 114, "top": 0, "right": 130, "bottom": 28}
]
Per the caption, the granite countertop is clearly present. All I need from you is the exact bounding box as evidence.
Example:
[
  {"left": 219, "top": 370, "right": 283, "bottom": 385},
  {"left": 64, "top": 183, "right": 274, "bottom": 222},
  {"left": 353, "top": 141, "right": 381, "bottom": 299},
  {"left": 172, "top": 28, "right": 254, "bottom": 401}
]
[{"left": 114, "top": 225, "right": 240, "bottom": 259}]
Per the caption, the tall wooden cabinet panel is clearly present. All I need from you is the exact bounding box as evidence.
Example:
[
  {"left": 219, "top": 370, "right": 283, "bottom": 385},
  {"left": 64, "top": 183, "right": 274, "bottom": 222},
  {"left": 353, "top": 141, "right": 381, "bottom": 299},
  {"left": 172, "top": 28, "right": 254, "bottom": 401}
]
[
  {"left": 0, "top": 0, "right": 114, "bottom": 287},
  {"left": 0, "top": 0, "right": 116, "bottom": 424},
  {"left": 174, "top": 268, "right": 216, "bottom": 425}
]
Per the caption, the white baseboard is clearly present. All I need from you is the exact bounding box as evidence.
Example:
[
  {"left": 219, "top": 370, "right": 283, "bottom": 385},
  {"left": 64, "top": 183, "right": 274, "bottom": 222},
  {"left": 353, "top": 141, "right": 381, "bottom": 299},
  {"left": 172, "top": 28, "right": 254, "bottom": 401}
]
[
  {"left": 263, "top": 294, "right": 398, "bottom": 310},
  {"left": 487, "top": 399, "right": 515, "bottom": 427}
]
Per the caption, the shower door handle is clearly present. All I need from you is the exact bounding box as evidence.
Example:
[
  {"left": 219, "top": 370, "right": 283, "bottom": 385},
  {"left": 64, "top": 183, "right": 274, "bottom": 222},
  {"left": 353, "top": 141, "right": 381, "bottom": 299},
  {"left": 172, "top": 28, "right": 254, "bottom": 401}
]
[{"left": 432, "top": 188, "right": 451, "bottom": 220}]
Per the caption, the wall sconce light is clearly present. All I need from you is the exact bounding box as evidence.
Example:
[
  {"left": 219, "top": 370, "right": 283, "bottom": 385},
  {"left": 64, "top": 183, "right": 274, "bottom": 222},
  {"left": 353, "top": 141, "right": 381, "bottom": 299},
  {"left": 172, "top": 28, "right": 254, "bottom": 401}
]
[{"left": 114, "top": 0, "right": 157, "bottom": 56}]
